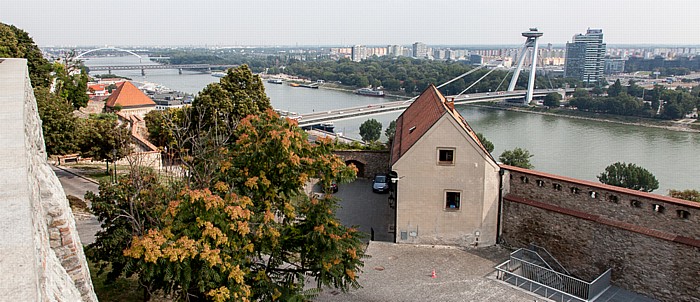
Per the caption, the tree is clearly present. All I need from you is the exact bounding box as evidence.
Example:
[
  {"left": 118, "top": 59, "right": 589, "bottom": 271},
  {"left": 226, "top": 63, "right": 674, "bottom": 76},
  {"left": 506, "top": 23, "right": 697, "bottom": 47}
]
[
  {"left": 35, "top": 87, "right": 80, "bottom": 155},
  {"left": 122, "top": 110, "right": 364, "bottom": 301},
  {"left": 86, "top": 166, "right": 175, "bottom": 299},
  {"left": 79, "top": 115, "right": 131, "bottom": 173},
  {"left": 476, "top": 132, "right": 494, "bottom": 153},
  {"left": 543, "top": 92, "right": 562, "bottom": 108},
  {"left": 607, "top": 79, "right": 624, "bottom": 97},
  {"left": 499, "top": 147, "right": 534, "bottom": 169},
  {"left": 93, "top": 66, "right": 365, "bottom": 300},
  {"left": 669, "top": 189, "right": 700, "bottom": 202},
  {"left": 359, "top": 119, "right": 382, "bottom": 143},
  {"left": 384, "top": 120, "right": 396, "bottom": 144},
  {"left": 597, "top": 162, "right": 659, "bottom": 192},
  {"left": 191, "top": 64, "right": 271, "bottom": 134}
]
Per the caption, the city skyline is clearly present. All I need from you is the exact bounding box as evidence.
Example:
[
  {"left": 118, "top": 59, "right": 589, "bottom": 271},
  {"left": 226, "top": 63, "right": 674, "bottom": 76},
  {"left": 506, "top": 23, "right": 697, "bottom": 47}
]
[{"left": 3, "top": 0, "right": 700, "bottom": 47}]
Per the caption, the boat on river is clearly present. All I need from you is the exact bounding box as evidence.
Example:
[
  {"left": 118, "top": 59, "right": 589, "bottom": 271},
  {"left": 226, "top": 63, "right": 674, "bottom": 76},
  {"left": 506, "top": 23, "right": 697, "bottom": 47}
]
[
  {"left": 355, "top": 87, "right": 385, "bottom": 97},
  {"left": 267, "top": 78, "right": 283, "bottom": 84},
  {"left": 212, "top": 72, "right": 226, "bottom": 78}
]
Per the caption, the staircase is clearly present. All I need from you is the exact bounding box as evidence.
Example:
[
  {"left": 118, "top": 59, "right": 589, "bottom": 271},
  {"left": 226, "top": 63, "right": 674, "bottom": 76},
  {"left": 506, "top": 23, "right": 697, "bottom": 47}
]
[{"left": 495, "top": 245, "right": 612, "bottom": 302}]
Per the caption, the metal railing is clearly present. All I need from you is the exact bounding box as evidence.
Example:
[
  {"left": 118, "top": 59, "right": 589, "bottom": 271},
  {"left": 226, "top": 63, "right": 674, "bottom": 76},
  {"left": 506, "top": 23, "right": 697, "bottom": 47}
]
[
  {"left": 495, "top": 248, "right": 611, "bottom": 301},
  {"left": 529, "top": 243, "right": 571, "bottom": 275}
]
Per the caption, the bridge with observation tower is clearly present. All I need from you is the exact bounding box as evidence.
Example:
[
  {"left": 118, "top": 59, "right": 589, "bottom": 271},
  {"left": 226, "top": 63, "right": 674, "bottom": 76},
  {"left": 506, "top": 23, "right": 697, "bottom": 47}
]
[{"left": 296, "top": 28, "right": 574, "bottom": 128}]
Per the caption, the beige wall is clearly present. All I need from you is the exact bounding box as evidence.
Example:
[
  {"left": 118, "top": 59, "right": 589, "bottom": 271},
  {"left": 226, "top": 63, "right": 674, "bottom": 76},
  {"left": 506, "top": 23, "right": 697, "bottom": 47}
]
[{"left": 393, "top": 114, "right": 500, "bottom": 247}]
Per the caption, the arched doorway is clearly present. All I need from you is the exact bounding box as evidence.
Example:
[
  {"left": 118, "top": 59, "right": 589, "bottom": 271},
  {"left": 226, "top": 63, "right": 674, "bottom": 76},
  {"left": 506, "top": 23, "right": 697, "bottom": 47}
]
[{"left": 345, "top": 160, "right": 365, "bottom": 178}]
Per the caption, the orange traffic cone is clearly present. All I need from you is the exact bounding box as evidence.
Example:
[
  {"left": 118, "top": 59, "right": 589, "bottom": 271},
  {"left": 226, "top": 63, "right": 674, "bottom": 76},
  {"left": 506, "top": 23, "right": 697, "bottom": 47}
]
[{"left": 431, "top": 270, "right": 436, "bottom": 278}]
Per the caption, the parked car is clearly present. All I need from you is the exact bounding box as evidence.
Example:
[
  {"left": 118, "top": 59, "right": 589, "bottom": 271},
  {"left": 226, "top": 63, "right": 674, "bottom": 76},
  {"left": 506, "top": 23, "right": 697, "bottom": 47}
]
[
  {"left": 372, "top": 174, "right": 389, "bottom": 193},
  {"left": 322, "top": 180, "right": 338, "bottom": 193}
]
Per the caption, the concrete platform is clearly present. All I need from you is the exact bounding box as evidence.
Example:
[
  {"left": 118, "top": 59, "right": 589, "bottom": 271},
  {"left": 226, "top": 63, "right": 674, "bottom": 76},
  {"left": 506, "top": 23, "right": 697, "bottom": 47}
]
[{"left": 314, "top": 242, "right": 540, "bottom": 301}]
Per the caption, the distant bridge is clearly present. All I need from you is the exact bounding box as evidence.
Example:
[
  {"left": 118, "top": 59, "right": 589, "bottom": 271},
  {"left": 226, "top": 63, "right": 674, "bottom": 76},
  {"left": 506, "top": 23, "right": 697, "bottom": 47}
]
[
  {"left": 296, "top": 89, "right": 575, "bottom": 127},
  {"left": 87, "top": 64, "right": 238, "bottom": 75},
  {"left": 76, "top": 47, "right": 142, "bottom": 59}
]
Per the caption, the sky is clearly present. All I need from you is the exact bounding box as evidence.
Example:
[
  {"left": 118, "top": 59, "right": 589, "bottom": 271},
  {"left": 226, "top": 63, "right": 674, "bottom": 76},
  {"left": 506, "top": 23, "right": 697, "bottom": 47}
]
[{"left": 2, "top": 0, "right": 700, "bottom": 47}]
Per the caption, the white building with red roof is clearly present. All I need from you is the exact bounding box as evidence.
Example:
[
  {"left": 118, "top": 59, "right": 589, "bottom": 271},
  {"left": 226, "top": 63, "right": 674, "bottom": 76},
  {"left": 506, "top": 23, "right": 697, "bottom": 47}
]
[{"left": 390, "top": 85, "right": 500, "bottom": 247}]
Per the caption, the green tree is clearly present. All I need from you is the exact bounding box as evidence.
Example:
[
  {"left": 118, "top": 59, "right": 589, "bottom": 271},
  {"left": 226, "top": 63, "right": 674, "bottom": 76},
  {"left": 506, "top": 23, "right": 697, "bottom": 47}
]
[
  {"left": 597, "top": 162, "right": 659, "bottom": 192},
  {"left": 79, "top": 115, "right": 131, "bottom": 173},
  {"left": 191, "top": 64, "right": 271, "bottom": 134},
  {"left": 543, "top": 92, "right": 562, "bottom": 107},
  {"left": 123, "top": 110, "right": 364, "bottom": 301},
  {"left": 0, "top": 22, "right": 52, "bottom": 88},
  {"left": 384, "top": 120, "right": 397, "bottom": 144},
  {"left": 476, "top": 132, "right": 494, "bottom": 153},
  {"left": 35, "top": 87, "right": 80, "bottom": 155},
  {"left": 86, "top": 166, "right": 175, "bottom": 299},
  {"left": 669, "top": 189, "right": 700, "bottom": 202},
  {"left": 499, "top": 147, "right": 534, "bottom": 169},
  {"left": 359, "top": 119, "right": 382, "bottom": 143},
  {"left": 607, "top": 79, "right": 624, "bottom": 97}
]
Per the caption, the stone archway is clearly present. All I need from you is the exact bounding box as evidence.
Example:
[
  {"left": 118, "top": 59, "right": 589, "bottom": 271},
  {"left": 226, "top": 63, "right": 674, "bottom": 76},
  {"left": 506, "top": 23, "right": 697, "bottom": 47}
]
[{"left": 346, "top": 160, "right": 366, "bottom": 178}]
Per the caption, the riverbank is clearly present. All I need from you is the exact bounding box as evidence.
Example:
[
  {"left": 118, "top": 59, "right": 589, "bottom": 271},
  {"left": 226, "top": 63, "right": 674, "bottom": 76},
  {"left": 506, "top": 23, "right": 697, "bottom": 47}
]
[{"left": 464, "top": 103, "right": 700, "bottom": 133}]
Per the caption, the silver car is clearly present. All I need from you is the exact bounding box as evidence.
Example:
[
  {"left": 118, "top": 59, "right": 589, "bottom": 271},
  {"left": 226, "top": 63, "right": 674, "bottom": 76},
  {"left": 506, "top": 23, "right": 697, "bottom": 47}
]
[{"left": 372, "top": 174, "right": 389, "bottom": 193}]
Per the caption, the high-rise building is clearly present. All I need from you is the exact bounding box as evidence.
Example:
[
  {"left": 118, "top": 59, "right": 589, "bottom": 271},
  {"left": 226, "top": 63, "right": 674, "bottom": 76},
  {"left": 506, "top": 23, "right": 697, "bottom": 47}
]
[
  {"left": 412, "top": 42, "right": 428, "bottom": 58},
  {"left": 351, "top": 45, "right": 367, "bottom": 62},
  {"left": 387, "top": 45, "right": 404, "bottom": 57},
  {"left": 564, "top": 29, "right": 606, "bottom": 83}
]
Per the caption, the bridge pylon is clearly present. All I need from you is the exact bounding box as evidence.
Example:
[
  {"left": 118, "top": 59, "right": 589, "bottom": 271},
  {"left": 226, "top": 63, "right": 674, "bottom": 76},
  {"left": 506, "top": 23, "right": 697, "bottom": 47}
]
[{"left": 507, "top": 28, "right": 543, "bottom": 105}]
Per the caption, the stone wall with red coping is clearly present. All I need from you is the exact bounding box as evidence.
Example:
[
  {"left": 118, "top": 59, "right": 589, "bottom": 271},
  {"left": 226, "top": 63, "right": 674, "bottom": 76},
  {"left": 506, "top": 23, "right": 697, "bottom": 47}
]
[{"left": 501, "top": 165, "right": 699, "bottom": 302}]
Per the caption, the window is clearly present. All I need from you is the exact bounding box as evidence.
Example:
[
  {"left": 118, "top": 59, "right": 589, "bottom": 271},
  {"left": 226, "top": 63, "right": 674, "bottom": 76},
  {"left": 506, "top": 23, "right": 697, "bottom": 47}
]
[
  {"left": 652, "top": 204, "right": 665, "bottom": 213},
  {"left": 445, "top": 191, "right": 461, "bottom": 210},
  {"left": 630, "top": 200, "right": 642, "bottom": 208},
  {"left": 438, "top": 148, "right": 455, "bottom": 164},
  {"left": 607, "top": 195, "right": 619, "bottom": 204},
  {"left": 536, "top": 180, "right": 545, "bottom": 187},
  {"left": 677, "top": 210, "right": 690, "bottom": 219},
  {"left": 553, "top": 183, "right": 562, "bottom": 191},
  {"left": 520, "top": 176, "right": 529, "bottom": 184},
  {"left": 589, "top": 191, "right": 597, "bottom": 199},
  {"left": 570, "top": 187, "right": 580, "bottom": 194}
]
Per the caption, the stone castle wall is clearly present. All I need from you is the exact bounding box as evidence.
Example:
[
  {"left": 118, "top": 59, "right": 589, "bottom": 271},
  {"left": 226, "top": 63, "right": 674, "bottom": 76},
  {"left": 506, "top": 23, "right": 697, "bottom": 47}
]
[
  {"left": 501, "top": 165, "right": 700, "bottom": 302},
  {"left": 0, "top": 59, "right": 97, "bottom": 301},
  {"left": 333, "top": 150, "right": 390, "bottom": 178}
]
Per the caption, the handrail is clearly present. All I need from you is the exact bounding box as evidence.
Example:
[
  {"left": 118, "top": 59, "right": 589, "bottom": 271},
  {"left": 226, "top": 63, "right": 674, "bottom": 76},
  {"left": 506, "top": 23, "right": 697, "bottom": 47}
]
[
  {"left": 498, "top": 248, "right": 612, "bottom": 301},
  {"left": 529, "top": 243, "right": 571, "bottom": 275},
  {"left": 495, "top": 261, "right": 586, "bottom": 302}
]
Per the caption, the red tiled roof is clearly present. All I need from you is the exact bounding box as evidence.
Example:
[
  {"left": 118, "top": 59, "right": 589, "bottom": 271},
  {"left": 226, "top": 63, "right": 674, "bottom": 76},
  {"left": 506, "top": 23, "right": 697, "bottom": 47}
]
[
  {"left": 390, "top": 84, "right": 495, "bottom": 166},
  {"left": 88, "top": 84, "right": 105, "bottom": 91},
  {"left": 105, "top": 81, "right": 155, "bottom": 108}
]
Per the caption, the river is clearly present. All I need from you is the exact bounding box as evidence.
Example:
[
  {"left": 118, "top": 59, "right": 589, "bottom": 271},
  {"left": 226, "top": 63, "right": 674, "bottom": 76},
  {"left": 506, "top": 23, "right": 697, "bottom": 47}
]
[{"left": 84, "top": 56, "right": 700, "bottom": 194}]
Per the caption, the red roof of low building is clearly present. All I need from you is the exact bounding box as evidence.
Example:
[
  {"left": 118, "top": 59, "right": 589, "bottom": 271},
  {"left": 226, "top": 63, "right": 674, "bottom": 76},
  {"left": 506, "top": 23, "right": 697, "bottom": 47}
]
[
  {"left": 88, "top": 84, "right": 106, "bottom": 91},
  {"left": 105, "top": 81, "right": 155, "bottom": 108},
  {"left": 390, "top": 84, "right": 493, "bottom": 166}
]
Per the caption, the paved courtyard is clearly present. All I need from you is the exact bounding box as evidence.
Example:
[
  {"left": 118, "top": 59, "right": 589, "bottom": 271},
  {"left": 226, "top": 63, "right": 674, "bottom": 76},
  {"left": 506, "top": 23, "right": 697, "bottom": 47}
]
[
  {"left": 314, "top": 242, "right": 540, "bottom": 302},
  {"left": 332, "top": 178, "right": 395, "bottom": 242}
]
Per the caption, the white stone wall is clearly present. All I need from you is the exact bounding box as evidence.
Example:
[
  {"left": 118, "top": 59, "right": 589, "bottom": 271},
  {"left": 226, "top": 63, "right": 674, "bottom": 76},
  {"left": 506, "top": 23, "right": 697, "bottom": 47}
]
[{"left": 0, "top": 58, "right": 97, "bottom": 301}]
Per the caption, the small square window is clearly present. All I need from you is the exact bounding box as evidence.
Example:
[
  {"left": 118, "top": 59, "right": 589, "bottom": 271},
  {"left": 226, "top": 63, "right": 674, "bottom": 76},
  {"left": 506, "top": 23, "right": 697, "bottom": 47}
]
[
  {"left": 446, "top": 191, "right": 461, "bottom": 210},
  {"left": 438, "top": 149, "right": 454, "bottom": 164}
]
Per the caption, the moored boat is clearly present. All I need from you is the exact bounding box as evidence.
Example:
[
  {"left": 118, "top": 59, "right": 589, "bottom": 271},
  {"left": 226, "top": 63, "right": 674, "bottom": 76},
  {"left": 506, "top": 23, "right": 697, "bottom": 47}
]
[
  {"left": 355, "top": 87, "right": 385, "bottom": 97},
  {"left": 267, "top": 78, "right": 283, "bottom": 84}
]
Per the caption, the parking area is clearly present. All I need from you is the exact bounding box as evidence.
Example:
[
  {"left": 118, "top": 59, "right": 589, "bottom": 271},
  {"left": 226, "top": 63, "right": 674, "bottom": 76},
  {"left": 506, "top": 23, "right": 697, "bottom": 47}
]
[{"left": 331, "top": 178, "right": 395, "bottom": 242}]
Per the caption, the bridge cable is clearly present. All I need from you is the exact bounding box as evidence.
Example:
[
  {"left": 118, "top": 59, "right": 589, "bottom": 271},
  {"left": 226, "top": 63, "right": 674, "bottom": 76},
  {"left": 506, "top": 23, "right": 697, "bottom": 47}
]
[
  {"left": 456, "top": 67, "right": 499, "bottom": 97},
  {"left": 495, "top": 69, "right": 512, "bottom": 92},
  {"left": 436, "top": 64, "right": 486, "bottom": 89},
  {"left": 538, "top": 54, "right": 555, "bottom": 90}
]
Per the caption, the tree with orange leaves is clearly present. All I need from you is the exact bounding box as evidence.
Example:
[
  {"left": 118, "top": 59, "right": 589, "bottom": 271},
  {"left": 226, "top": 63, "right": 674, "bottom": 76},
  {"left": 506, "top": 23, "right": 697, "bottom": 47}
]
[{"left": 90, "top": 65, "right": 365, "bottom": 301}]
